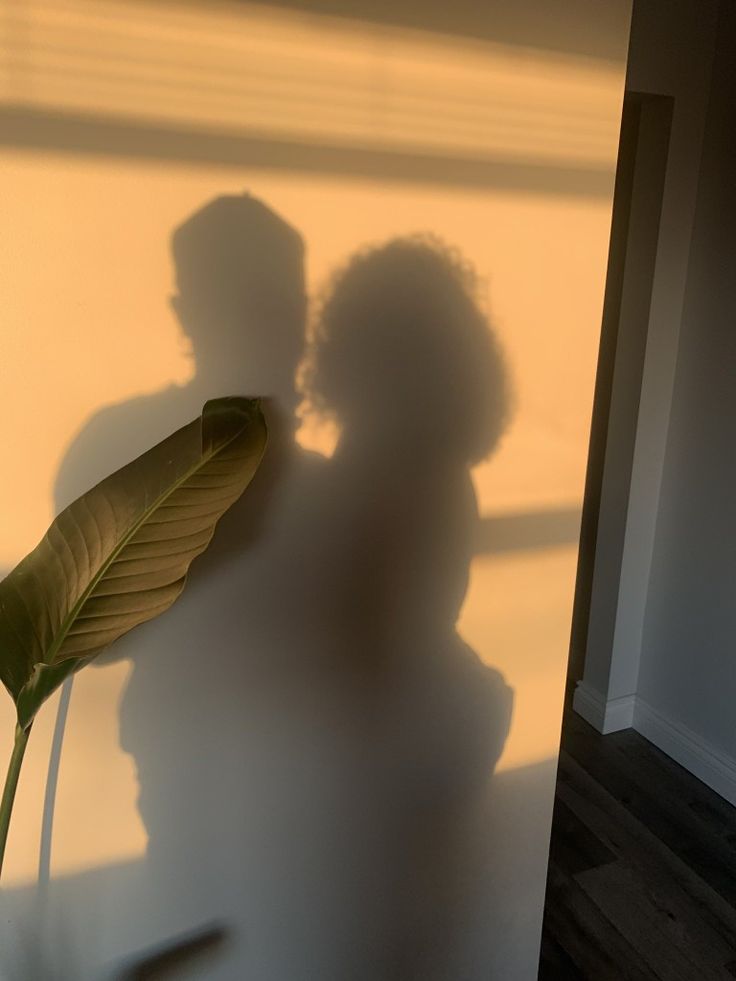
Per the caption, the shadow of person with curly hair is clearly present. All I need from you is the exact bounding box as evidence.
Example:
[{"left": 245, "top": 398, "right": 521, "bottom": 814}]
[{"left": 298, "top": 236, "right": 514, "bottom": 979}]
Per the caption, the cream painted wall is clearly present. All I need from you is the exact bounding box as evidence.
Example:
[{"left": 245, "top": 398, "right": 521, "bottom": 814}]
[
  {"left": 0, "top": 2, "right": 630, "bottom": 977},
  {"left": 576, "top": 0, "right": 722, "bottom": 733},
  {"left": 635, "top": 0, "right": 736, "bottom": 794}
]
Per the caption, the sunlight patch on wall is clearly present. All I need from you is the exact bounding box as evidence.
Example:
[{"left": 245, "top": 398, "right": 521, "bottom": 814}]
[
  {"left": 2, "top": 0, "right": 623, "bottom": 168},
  {"left": 1, "top": 156, "right": 613, "bottom": 857},
  {"left": 460, "top": 546, "right": 580, "bottom": 773},
  {"left": 0, "top": 0, "right": 626, "bottom": 913},
  {"left": 0, "top": 661, "right": 146, "bottom": 887}
]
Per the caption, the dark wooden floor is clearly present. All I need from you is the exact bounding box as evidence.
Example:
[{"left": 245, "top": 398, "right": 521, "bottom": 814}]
[{"left": 539, "top": 704, "right": 736, "bottom": 980}]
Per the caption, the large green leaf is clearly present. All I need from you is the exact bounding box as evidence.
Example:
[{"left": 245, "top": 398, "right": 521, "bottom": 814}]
[{"left": 0, "top": 397, "right": 267, "bottom": 730}]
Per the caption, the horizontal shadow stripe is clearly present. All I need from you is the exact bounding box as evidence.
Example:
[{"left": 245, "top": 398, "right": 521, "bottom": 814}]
[
  {"left": 0, "top": 105, "right": 614, "bottom": 198},
  {"left": 475, "top": 505, "right": 582, "bottom": 555}
]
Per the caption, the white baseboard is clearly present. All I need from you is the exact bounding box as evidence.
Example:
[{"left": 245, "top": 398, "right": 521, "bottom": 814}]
[
  {"left": 633, "top": 697, "right": 736, "bottom": 808},
  {"left": 572, "top": 681, "right": 736, "bottom": 807},
  {"left": 572, "top": 681, "right": 635, "bottom": 734}
]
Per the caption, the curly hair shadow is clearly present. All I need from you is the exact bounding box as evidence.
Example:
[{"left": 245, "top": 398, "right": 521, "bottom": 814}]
[{"left": 301, "top": 235, "right": 513, "bottom": 465}]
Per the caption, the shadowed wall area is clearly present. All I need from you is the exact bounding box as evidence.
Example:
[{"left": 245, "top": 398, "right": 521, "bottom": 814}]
[
  {"left": 51, "top": 200, "right": 514, "bottom": 981},
  {"left": 0, "top": 1, "right": 630, "bottom": 978}
]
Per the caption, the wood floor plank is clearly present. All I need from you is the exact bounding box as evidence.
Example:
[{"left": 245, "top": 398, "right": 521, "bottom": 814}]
[
  {"left": 538, "top": 930, "right": 588, "bottom": 980},
  {"left": 543, "top": 861, "right": 661, "bottom": 981},
  {"left": 548, "top": 796, "right": 618, "bottom": 875},
  {"left": 575, "top": 859, "right": 733, "bottom": 981},
  {"left": 540, "top": 707, "right": 736, "bottom": 980},
  {"left": 558, "top": 750, "right": 736, "bottom": 958},
  {"left": 610, "top": 727, "right": 736, "bottom": 839},
  {"left": 563, "top": 712, "right": 736, "bottom": 906}
]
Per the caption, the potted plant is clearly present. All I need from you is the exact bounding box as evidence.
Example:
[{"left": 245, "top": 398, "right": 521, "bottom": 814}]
[{"left": 0, "top": 397, "right": 267, "bottom": 879}]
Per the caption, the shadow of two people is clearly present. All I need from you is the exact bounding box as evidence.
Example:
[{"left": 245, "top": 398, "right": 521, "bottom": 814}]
[{"left": 55, "top": 193, "right": 514, "bottom": 981}]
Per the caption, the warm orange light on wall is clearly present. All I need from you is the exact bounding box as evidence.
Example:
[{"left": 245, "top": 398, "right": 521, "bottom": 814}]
[{"left": 0, "top": 3, "right": 624, "bottom": 953}]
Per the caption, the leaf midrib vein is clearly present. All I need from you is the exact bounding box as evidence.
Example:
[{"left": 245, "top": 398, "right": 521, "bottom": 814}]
[{"left": 42, "top": 418, "right": 252, "bottom": 668}]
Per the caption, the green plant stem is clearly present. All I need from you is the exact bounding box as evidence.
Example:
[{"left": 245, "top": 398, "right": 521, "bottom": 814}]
[{"left": 0, "top": 724, "right": 31, "bottom": 882}]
